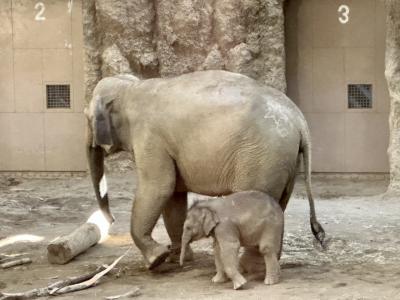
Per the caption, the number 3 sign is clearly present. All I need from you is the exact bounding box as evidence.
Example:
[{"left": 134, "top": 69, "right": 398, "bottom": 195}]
[{"left": 338, "top": 4, "right": 350, "bottom": 24}]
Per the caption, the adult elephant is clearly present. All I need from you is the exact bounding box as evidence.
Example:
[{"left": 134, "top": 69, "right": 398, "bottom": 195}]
[{"left": 85, "top": 70, "right": 325, "bottom": 269}]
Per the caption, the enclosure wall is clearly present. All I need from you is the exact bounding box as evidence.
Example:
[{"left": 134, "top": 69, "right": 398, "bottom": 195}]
[
  {"left": 0, "top": 0, "right": 86, "bottom": 171},
  {"left": 286, "top": 0, "right": 389, "bottom": 172}
]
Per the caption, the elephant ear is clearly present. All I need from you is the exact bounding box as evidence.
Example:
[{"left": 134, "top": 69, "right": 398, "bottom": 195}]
[
  {"left": 94, "top": 98, "right": 113, "bottom": 146},
  {"left": 202, "top": 208, "right": 219, "bottom": 236}
]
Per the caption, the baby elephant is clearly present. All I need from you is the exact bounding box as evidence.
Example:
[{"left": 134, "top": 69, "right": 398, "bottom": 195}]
[{"left": 180, "top": 191, "right": 284, "bottom": 290}]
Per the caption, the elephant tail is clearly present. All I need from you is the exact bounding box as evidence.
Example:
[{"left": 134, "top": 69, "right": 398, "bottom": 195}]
[{"left": 301, "top": 129, "right": 326, "bottom": 248}]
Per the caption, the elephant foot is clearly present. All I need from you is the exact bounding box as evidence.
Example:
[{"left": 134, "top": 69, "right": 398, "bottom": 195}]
[
  {"left": 211, "top": 273, "right": 228, "bottom": 283},
  {"left": 145, "top": 245, "right": 170, "bottom": 270},
  {"left": 264, "top": 274, "right": 280, "bottom": 285},
  {"left": 232, "top": 274, "right": 247, "bottom": 290},
  {"left": 166, "top": 244, "right": 194, "bottom": 263}
]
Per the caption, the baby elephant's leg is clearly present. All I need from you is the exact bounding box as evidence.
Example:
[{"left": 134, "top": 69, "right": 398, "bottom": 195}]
[
  {"left": 262, "top": 252, "right": 280, "bottom": 285},
  {"left": 240, "top": 246, "right": 265, "bottom": 275},
  {"left": 259, "top": 220, "right": 282, "bottom": 285},
  {"left": 218, "top": 240, "right": 247, "bottom": 290},
  {"left": 212, "top": 240, "right": 228, "bottom": 283},
  {"left": 259, "top": 231, "right": 281, "bottom": 285}
]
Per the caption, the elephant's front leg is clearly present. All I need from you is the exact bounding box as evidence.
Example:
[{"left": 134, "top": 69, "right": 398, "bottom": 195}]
[
  {"left": 218, "top": 240, "right": 247, "bottom": 290},
  {"left": 163, "top": 192, "right": 193, "bottom": 263},
  {"left": 130, "top": 149, "right": 176, "bottom": 269},
  {"left": 215, "top": 226, "right": 247, "bottom": 290},
  {"left": 211, "top": 239, "right": 228, "bottom": 283}
]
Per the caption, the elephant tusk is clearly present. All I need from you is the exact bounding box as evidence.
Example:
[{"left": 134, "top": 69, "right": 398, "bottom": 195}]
[
  {"left": 87, "top": 210, "right": 111, "bottom": 242},
  {"left": 99, "top": 174, "right": 108, "bottom": 199}
]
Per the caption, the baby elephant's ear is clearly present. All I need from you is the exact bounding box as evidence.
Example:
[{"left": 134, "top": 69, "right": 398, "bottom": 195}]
[{"left": 203, "top": 208, "right": 219, "bottom": 236}]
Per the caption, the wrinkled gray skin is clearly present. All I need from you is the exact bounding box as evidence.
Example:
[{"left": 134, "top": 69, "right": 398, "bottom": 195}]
[
  {"left": 85, "top": 70, "right": 325, "bottom": 269},
  {"left": 180, "top": 191, "right": 284, "bottom": 290}
]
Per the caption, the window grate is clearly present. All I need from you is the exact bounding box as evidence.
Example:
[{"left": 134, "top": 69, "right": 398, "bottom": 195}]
[
  {"left": 348, "top": 84, "right": 372, "bottom": 109},
  {"left": 46, "top": 84, "right": 71, "bottom": 108}
]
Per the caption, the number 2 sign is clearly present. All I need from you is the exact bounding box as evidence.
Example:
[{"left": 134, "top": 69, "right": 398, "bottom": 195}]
[
  {"left": 338, "top": 4, "right": 350, "bottom": 24},
  {"left": 34, "top": 2, "right": 46, "bottom": 21}
]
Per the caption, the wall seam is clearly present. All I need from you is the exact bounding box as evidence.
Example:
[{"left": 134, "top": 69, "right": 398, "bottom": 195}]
[
  {"left": 11, "top": 0, "right": 16, "bottom": 113},
  {"left": 41, "top": 48, "right": 47, "bottom": 171},
  {"left": 311, "top": 0, "right": 315, "bottom": 114},
  {"left": 70, "top": 0, "right": 74, "bottom": 112},
  {"left": 343, "top": 45, "right": 347, "bottom": 172},
  {"left": 374, "top": 0, "right": 377, "bottom": 112}
]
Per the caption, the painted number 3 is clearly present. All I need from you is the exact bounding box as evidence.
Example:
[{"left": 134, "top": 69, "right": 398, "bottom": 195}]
[
  {"left": 338, "top": 4, "right": 350, "bottom": 24},
  {"left": 35, "top": 2, "right": 46, "bottom": 21}
]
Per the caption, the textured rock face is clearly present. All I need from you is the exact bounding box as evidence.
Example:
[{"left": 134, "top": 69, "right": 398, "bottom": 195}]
[
  {"left": 385, "top": 0, "right": 400, "bottom": 192},
  {"left": 82, "top": 0, "right": 286, "bottom": 102}
]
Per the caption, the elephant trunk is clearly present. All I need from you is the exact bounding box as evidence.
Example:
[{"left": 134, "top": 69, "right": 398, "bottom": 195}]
[
  {"left": 179, "top": 232, "right": 191, "bottom": 266},
  {"left": 87, "top": 144, "right": 115, "bottom": 224}
]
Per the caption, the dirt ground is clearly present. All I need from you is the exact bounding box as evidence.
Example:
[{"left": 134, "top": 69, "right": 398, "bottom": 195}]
[{"left": 1, "top": 169, "right": 400, "bottom": 299}]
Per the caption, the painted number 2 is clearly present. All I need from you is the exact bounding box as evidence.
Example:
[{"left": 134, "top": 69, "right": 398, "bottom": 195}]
[
  {"left": 35, "top": 2, "right": 46, "bottom": 21},
  {"left": 338, "top": 4, "right": 350, "bottom": 24}
]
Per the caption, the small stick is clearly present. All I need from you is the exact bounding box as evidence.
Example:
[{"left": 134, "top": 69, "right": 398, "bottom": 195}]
[
  {"left": 104, "top": 288, "right": 141, "bottom": 300},
  {"left": 0, "top": 288, "right": 48, "bottom": 300},
  {"left": 1, "top": 258, "right": 32, "bottom": 269},
  {"left": 0, "top": 253, "right": 28, "bottom": 263},
  {"left": 0, "top": 257, "right": 23, "bottom": 264}
]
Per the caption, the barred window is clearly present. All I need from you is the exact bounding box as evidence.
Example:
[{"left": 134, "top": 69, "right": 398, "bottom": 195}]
[
  {"left": 348, "top": 84, "right": 372, "bottom": 109},
  {"left": 46, "top": 84, "right": 71, "bottom": 109}
]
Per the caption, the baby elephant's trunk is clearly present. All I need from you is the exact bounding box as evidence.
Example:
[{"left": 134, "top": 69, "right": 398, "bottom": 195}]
[{"left": 179, "top": 233, "right": 191, "bottom": 266}]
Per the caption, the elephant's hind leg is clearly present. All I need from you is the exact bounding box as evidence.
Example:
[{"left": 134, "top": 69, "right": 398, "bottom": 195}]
[
  {"left": 279, "top": 156, "right": 300, "bottom": 211},
  {"left": 262, "top": 252, "right": 280, "bottom": 285},
  {"left": 163, "top": 192, "right": 193, "bottom": 262}
]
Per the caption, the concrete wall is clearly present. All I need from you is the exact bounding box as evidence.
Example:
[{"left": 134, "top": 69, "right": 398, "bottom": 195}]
[
  {"left": 0, "top": 0, "right": 86, "bottom": 171},
  {"left": 0, "top": 0, "right": 391, "bottom": 173},
  {"left": 286, "top": 0, "right": 389, "bottom": 172}
]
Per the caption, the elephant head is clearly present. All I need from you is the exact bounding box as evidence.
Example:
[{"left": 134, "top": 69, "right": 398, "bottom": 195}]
[
  {"left": 180, "top": 204, "right": 219, "bottom": 266},
  {"left": 85, "top": 74, "right": 139, "bottom": 224}
]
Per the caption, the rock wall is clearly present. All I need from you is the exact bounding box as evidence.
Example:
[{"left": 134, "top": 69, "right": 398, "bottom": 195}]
[
  {"left": 385, "top": 0, "right": 400, "bottom": 192},
  {"left": 82, "top": 0, "right": 286, "bottom": 102}
]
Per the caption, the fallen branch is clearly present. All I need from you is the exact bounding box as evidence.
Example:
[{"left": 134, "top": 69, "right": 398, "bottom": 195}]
[
  {"left": 50, "top": 248, "right": 130, "bottom": 295},
  {"left": 105, "top": 288, "right": 141, "bottom": 300},
  {"left": 0, "top": 267, "right": 106, "bottom": 300},
  {"left": 47, "top": 265, "right": 106, "bottom": 290},
  {"left": 0, "top": 249, "right": 131, "bottom": 300}
]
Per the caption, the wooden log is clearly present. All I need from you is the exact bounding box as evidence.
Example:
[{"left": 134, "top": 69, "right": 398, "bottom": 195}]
[{"left": 47, "top": 223, "right": 101, "bottom": 264}]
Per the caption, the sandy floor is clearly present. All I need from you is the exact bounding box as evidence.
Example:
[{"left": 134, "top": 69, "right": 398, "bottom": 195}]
[{"left": 1, "top": 169, "right": 399, "bottom": 299}]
